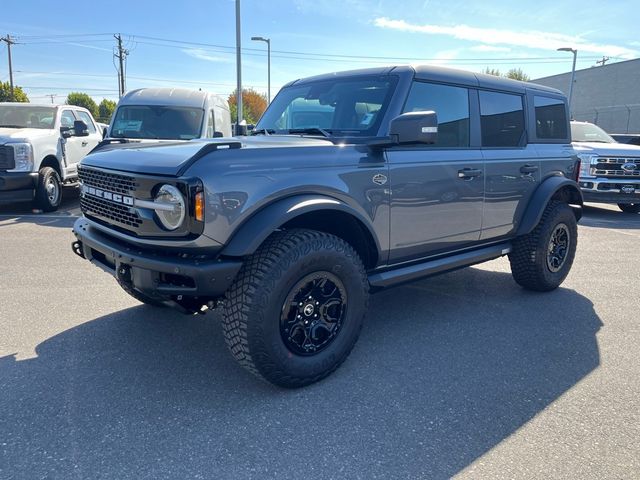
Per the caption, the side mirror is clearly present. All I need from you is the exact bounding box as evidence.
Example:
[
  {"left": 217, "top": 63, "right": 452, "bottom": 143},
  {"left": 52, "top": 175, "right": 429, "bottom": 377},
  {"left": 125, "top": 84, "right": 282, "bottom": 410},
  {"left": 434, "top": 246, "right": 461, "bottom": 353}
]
[
  {"left": 389, "top": 111, "right": 438, "bottom": 145},
  {"left": 60, "top": 126, "right": 72, "bottom": 138},
  {"left": 73, "top": 120, "right": 89, "bottom": 137}
]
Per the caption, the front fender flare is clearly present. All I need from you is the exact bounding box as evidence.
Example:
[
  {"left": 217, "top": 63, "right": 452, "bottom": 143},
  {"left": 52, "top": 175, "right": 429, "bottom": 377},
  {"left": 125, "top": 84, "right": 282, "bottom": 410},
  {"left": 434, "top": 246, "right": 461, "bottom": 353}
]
[
  {"left": 517, "top": 176, "right": 583, "bottom": 236},
  {"left": 221, "top": 195, "right": 379, "bottom": 257}
]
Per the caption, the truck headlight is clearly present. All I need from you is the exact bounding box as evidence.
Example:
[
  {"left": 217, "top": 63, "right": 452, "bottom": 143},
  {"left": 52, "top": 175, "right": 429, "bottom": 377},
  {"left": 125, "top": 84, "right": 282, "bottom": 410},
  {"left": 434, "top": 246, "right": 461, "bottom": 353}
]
[
  {"left": 154, "top": 184, "right": 186, "bottom": 230},
  {"left": 7, "top": 143, "right": 34, "bottom": 172},
  {"left": 578, "top": 154, "right": 597, "bottom": 179}
]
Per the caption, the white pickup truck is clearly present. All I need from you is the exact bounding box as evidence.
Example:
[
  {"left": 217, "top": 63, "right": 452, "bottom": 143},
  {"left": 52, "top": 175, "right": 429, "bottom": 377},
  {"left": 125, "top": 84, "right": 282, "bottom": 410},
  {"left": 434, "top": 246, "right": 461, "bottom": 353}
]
[{"left": 0, "top": 103, "right": 102, "bottom": 211}]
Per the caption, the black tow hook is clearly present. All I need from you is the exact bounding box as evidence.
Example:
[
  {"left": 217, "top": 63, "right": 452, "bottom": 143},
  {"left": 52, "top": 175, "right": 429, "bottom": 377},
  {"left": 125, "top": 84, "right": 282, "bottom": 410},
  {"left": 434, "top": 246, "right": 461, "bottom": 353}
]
[
  {"left": 71, "top": 241, "right": 86, "bottom": 259},
  {"left": 116, "top": 264, "right": 132, "bottom": 284}
]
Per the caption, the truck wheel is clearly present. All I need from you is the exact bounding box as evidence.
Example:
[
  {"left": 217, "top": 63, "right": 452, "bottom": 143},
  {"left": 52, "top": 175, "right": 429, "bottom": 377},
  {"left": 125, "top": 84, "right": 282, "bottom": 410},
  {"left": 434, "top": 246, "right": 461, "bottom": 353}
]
[
  {"left": 508, "top": 201, "right": 577, "bottom": 292},
  {"left": 117, "top": 278, "right": 167, "bottom": 308},
  {"left": 222, "top": 229, "right": 369, "bottom": 388},
  {"left": 618, "top": 203, "right": 640, "bottom": 214},
  {"left": 34, "top": 167, "right": 62, "bottom": 212}
]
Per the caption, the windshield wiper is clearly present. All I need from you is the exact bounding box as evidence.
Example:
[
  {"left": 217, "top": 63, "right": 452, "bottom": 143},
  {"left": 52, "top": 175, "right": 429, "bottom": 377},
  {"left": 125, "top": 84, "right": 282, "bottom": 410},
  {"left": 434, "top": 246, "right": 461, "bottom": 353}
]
[
  {"left": 250, "top": 128, "right": 275, "bottom": 136},
  {"left": 287, "top": 127, "right": 332, "bottom": 138}
]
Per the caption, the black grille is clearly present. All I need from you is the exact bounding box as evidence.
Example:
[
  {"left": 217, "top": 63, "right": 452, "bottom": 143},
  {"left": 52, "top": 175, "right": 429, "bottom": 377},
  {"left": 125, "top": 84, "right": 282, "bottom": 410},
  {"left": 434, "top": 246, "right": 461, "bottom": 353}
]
[
  {"left": 593, "top": 157, "right": 640, "bottom": 178},
  {"left": 0, "top": 145, "right": 15, "bottom": 170},
  {"left": 79, "top": 167, "right": 141, "bottom": 229},
  {"left": 78, "top": 167, "right": 139, "bottom": 194}
]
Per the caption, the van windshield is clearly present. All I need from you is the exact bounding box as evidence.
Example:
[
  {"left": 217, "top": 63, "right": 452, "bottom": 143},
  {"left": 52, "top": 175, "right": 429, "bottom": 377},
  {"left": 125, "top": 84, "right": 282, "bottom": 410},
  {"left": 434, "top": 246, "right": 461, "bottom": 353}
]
[
  {"left": 110, "top": 106, "right": 204, "bottom": 140},
  {"left": 0, "top": 105, "right": 56, "bottom": 129},
  {"left": 255, "top": 75, "right": 398, "bottom": 137}
]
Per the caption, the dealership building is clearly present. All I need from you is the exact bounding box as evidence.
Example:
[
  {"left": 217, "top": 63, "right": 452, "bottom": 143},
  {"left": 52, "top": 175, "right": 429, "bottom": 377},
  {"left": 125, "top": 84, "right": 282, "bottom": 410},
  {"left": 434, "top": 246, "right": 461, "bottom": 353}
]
[{"left": 533, "top": 58, "right": 640, "bottom": 134}]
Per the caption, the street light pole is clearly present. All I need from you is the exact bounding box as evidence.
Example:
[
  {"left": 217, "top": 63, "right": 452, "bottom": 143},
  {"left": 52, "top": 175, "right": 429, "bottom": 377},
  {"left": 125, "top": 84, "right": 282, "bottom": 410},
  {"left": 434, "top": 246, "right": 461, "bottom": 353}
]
[
  {"left": 251, "top": 36, "right": 271, "bottom": 103},
  {"left": 557, "top": 47, "right": 577, "bottom": 117},
  {"left": 235, "top": 0, "right": 243, "bottom": 128}
]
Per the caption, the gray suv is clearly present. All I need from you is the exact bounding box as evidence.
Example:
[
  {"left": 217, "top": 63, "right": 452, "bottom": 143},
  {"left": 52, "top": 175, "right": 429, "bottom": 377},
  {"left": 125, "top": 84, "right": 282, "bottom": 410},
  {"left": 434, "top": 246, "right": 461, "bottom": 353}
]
[{"left": 71, "top": 66, "right": 583, "bottom": 387}]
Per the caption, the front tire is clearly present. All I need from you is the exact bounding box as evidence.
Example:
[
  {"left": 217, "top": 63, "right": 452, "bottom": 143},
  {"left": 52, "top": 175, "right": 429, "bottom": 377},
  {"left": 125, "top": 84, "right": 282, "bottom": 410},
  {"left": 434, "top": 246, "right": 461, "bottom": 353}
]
[
  {"left": 34, "top": 167, "right": 62, "bottom": 212},
  {"left": 222, "top": 229, "right": 369, "bottom": 388},
  {"left": 618, "top": 203, "right": 640, "bottom": 214},
  {"left": 509, "top": 201, "right": 578, "bottom": 292}
]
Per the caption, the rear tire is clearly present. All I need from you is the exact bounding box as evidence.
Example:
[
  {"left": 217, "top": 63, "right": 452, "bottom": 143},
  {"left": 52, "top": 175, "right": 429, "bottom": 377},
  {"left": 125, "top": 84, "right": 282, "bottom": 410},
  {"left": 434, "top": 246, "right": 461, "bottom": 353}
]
[
  {"left": 509, "top": 201, "right": 577, "bottom": 292},
  {"left": 34, "top": 167, "right": 62, "bottom": 212},
  {"left": 222, "top": 229, "right": 369, "bottom": 388},
  {"left": 618, "top": 203, "right": 640, "bottom": 214}
]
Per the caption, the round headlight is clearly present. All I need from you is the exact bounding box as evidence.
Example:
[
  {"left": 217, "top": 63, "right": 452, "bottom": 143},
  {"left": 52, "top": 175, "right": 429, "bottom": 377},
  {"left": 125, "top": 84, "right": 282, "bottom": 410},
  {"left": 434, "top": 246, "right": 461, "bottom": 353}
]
[{"left": 154, "top": 184, "right": 185, "bottom": 230}]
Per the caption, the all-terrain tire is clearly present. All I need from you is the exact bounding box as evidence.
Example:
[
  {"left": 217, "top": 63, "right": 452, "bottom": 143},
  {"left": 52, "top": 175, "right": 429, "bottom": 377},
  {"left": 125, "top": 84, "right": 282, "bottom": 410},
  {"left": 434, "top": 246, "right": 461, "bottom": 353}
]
[
  {"left": 222, "top": 229, "right": 369, "bottom": 388},
  {"left": 618, "top": 203, "right": 640, "bottom": 214},
  {"left": 509, "top": 201, "right": 577, "bottom": 292},
  {"left": 117, "top": 278, "right": 167, "bottom": 308},
  {"left": 34, "top": 166, "right": 62, "bottom": 212}
]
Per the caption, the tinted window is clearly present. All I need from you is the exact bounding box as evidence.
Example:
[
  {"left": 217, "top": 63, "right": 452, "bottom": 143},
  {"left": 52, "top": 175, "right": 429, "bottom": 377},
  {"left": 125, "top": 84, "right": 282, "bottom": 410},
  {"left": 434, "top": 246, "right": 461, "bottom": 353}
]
[
  {"left": 75, "top": 111, "right": 97, "bottom": 133},
  {"left": 111, "top": 106, "right": 204, "bottom": 140},
  {"left": 479, "top": 91, "right": 525, "bottom": 147},
  {"left": 403, "top": 82, "right": 469, "bottom": 147},
  {"left": 534, "top": 96, "right": 567, "bottom": 139},
  {"left": 60, "top": 110, "right": 76, "bottom": 128}
]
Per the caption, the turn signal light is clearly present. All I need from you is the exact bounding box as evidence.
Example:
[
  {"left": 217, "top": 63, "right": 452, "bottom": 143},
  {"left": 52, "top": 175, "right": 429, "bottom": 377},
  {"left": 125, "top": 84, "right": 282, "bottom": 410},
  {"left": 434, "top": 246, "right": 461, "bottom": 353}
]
[{"left": 194, "top": 191, "right": 204, "bottom": 222}]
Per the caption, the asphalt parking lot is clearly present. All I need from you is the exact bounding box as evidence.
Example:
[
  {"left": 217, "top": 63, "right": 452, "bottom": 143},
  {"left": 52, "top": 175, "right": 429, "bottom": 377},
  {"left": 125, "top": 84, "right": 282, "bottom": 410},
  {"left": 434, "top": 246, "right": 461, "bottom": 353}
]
[{"left": 1, "top": 192, "right": 639, "bottom": 480}]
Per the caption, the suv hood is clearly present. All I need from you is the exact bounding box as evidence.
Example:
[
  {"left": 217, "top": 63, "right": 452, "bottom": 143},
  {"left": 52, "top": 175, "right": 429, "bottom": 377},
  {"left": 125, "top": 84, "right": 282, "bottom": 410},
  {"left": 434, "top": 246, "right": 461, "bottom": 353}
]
[
  {"left": 81, "top": 135, "right": 336, "bottom": 176},
  {"left": 0, "top": 127, "right": 55, "bottom": 143},
  {"left": 573, "top": 141, "right": 640, "bottom": 156}
]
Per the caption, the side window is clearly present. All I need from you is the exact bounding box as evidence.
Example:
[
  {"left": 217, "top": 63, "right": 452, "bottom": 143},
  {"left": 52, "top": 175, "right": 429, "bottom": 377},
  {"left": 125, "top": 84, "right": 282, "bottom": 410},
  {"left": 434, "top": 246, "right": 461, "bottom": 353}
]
[
  {"left": 60, "top": 110, "right": 76, "bottom": 128},
  {"left": 75, "top": 111, "right": 97, "bottom": 133},
  {"left": 534, "top": 96, "right": 567, "bottom": 140},
  {"left": 206, "top": 110, "right": 215, "bottom": 137},
  {"left": 479, "top": 91, "right": 525, "bottom": 147},
  {"left": 402, "top": 82, "right": 469, "bottom": 147}
]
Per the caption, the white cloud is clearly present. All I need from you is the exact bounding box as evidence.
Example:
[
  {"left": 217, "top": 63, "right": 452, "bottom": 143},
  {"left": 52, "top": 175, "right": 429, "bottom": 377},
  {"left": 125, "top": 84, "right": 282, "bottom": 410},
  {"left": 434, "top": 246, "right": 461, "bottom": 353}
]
[
  {"left": 470, "top": 45, "right": 511, "bottom": 53},
  {"left": 182, "top": 48, "right": 235, "bottom": 64},
  {"left": 373, "top": 17, "right": 638, "bottom": 58}
]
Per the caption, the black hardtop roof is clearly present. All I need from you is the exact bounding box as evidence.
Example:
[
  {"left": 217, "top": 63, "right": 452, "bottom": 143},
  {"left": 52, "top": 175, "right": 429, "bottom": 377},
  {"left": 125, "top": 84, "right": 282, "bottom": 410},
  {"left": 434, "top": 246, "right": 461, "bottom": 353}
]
[{"left": 285, "top": 64, "right": 564, "bottom": 97}]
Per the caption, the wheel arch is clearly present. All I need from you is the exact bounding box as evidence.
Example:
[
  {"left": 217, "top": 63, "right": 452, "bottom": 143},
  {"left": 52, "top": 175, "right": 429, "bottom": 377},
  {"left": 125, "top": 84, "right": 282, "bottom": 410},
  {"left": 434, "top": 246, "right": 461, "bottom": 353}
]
[
  {"left": 39, "top": 155, "right": 63, "bottom": 178},
  {"left": 220, "top": 195, "right": 381, "bottom": 269},
  {"left": 517, "top": 176, "right": 583, "bottom": 236}
]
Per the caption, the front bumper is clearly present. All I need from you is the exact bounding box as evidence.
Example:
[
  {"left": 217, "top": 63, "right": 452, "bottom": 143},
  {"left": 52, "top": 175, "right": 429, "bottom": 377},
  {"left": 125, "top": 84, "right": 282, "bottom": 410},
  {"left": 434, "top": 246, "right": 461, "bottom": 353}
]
[
  {"left": 0, "top": 172, "right": 38, "bottom": 203},
  {"left": 579, "top": 178, "right": 640, "bottom": 204},
  {"left": 72, "top": 217, "right": 242, "bottom": 300}
]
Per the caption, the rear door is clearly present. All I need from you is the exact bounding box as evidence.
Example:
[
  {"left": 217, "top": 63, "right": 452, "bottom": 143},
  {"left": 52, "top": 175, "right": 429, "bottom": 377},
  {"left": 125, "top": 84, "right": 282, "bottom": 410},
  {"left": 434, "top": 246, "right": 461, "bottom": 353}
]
[
  {"left": 387, "top": 81, "right": 484, "bottom": 263},
  {"left": 479, "top": 90, "right": 540, "bottom": 240}
]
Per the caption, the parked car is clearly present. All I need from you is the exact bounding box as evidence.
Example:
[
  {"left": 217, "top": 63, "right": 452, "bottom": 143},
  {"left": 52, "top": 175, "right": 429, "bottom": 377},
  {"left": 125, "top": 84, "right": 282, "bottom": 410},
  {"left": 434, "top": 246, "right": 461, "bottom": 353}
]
[
  {"left": 101, "top": 88, "right": 232, "bottom": 146},
  {"left": 0, "top": 103, "right": 102, "bottom": 211},
  {"left": 610, "top": 133, "right": 640, "bottom": 146},
  {"left": 72, "top": 66, "right": 582, "bottom": 387},
  {"left": 571, "top": 121, "right": 640, "bottom": 213}
]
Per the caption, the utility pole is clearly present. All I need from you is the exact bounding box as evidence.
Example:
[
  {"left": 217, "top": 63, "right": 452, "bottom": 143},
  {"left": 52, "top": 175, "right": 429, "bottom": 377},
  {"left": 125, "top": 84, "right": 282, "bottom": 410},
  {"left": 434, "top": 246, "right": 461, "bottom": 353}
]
[
  {"left": 235, "top": 0, "right": 243, "bottom": 130},
  {"left": 46, "top": 94, "right": 56, "bottom": 104},
  {"left": 1, "top": 34, "right": 15, "bottom": 101},
  {"left": 114, "top": 34, "right": 128, "bottom": 98},
  {"left": 596, "top": 56, "right": 610, "bottom": 67}
]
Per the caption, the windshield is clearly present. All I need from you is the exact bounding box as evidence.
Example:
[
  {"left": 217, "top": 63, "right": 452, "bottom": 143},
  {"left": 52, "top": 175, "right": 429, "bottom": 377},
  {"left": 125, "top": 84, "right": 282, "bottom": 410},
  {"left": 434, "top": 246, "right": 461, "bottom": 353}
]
[
  {"left": 571, "top": 122, "right": 616, "bottom": 143},
  {"left": 110, "top": 106, "right": 204, "bottom": 140},
  {"left": 0, "top": 105, "right": 56, "bottom": 129},
  {"left": 255, "top": 75, "right": 398, "bottom": 137}
]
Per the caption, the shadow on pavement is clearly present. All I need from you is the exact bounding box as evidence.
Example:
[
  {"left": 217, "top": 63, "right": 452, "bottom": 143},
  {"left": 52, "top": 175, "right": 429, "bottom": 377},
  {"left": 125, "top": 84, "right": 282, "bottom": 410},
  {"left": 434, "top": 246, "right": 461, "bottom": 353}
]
[
  {"left": 580, "top": 204, "right": 640, "bottom": 230},
  {"left": 0, "top": 187, "right": 80, "bottom": 229},
  {"left": 0, "top": 268, "right": 602, "bottom": 479}
]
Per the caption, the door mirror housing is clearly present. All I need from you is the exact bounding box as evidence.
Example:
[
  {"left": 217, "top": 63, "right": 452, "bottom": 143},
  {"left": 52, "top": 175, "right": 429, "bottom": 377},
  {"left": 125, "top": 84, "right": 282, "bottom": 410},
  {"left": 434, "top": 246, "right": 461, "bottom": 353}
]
[
  {"left": 60, "top": 126, "right": 72, "bottom": 138},
  {"left": 73, "top": 120, "right": 89, "bottom": 137},
  {"left": 389, "top": 111, "right": 438, "bottom": 145}
]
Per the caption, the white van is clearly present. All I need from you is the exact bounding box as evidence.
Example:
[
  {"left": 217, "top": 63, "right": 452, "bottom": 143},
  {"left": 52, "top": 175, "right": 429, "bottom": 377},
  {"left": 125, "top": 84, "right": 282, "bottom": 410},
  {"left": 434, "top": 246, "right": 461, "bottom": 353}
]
[{"left": 106, "top": 88, "right": 232, "bottom": 142}]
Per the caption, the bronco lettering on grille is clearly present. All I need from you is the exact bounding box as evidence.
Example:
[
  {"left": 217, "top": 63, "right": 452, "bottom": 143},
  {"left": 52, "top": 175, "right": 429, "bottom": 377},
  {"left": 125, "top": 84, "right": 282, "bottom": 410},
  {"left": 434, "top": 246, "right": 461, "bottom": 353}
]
[{"left": 82, "top": 185, "right": 134, "bottom": 206}]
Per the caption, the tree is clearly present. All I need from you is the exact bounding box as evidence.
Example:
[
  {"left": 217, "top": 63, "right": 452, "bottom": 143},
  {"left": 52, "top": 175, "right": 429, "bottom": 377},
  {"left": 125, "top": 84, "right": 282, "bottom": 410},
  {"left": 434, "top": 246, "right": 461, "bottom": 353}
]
[
  {"left": 0, "top": 81, "right": 29, "bottom": 102},
  {"left": 66, "top": 92, "right": 98, "bottom": 117},
  {"left": 505, "top": 68, "right": 530, "bottom": 82},
  {"left": 98, "top": 98, "right": 117, "bottom": 123},
  {"left": 228, "top": 88, "right": 268, "bottom": 125},
  {"left": 482, "top": 67, "right": 502, "bottom": 77}
]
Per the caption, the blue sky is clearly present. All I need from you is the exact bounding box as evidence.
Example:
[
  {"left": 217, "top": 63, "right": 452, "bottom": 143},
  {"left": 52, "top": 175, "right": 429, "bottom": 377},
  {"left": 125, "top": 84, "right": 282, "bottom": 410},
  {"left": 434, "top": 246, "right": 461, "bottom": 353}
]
[{"left": 1, "top": 0, "right": 638, "bottom": 104}]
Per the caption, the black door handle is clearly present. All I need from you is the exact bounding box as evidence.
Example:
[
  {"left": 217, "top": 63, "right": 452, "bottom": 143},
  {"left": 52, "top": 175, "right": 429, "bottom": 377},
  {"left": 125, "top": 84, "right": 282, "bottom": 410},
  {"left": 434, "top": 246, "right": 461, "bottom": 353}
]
[
  {"left": 520, "top": 164, "right": 538, "bottom": 174},
  {"left": 81, "top": 141, "right": 88, "bottom": 147},
  {"left": 458, "top": 168, "right": 482, "bottom": 179}
]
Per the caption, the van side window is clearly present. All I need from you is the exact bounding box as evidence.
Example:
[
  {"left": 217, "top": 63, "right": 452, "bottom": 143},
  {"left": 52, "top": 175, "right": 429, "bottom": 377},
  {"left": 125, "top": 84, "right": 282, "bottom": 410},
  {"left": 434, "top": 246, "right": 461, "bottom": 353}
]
[
  {"left": 206, "top": 110, "right": 215, "bottom": 137},
  {"left": 534, "top": 96, "right": 568, "bottom": 140},
  {"left": 402, "top": 81, "right": 469, "bottom": 147},
  {"left": 479, "top": 91, "right": 525, "bottom": 147}
]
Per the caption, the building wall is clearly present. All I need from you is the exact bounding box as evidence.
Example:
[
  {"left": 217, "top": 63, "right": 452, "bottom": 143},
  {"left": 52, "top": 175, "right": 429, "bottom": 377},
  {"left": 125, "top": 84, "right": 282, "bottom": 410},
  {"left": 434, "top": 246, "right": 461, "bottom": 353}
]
[{"left": 533, "top": 58, "right": 640, "bottom": 134}]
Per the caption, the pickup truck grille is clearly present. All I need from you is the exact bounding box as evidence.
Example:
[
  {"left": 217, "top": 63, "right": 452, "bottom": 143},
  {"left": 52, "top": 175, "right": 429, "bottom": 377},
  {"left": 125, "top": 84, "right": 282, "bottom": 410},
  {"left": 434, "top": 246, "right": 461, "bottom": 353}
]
[
  {"left": 78, "top": 167, "right": 142, "bottom": 229},
  {"left": 0, "top": 145, "right": 15, "bottom": 170},
  {"left": 593, "top": 157, "right": 640, "bottom": 178}
]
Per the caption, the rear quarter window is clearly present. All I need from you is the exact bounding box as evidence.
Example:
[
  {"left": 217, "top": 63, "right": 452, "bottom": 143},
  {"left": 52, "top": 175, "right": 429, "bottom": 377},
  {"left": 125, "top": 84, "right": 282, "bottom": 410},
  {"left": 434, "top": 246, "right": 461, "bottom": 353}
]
[{"left": 534, "top": 96, "right": 568, "bottom": 140}]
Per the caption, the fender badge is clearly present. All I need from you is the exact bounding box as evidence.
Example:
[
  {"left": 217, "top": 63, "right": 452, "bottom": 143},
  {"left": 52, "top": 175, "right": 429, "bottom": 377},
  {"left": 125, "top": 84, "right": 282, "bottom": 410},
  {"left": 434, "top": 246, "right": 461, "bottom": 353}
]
[{"left": 372, "top": 174, "right": 387, "bottom": 185}]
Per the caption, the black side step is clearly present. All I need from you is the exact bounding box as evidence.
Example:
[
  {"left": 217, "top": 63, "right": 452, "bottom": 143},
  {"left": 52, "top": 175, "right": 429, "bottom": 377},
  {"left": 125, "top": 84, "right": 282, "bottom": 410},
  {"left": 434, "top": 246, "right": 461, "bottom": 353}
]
[{"left": 368, "top": 242, "right": 512, "bottom": 288}]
